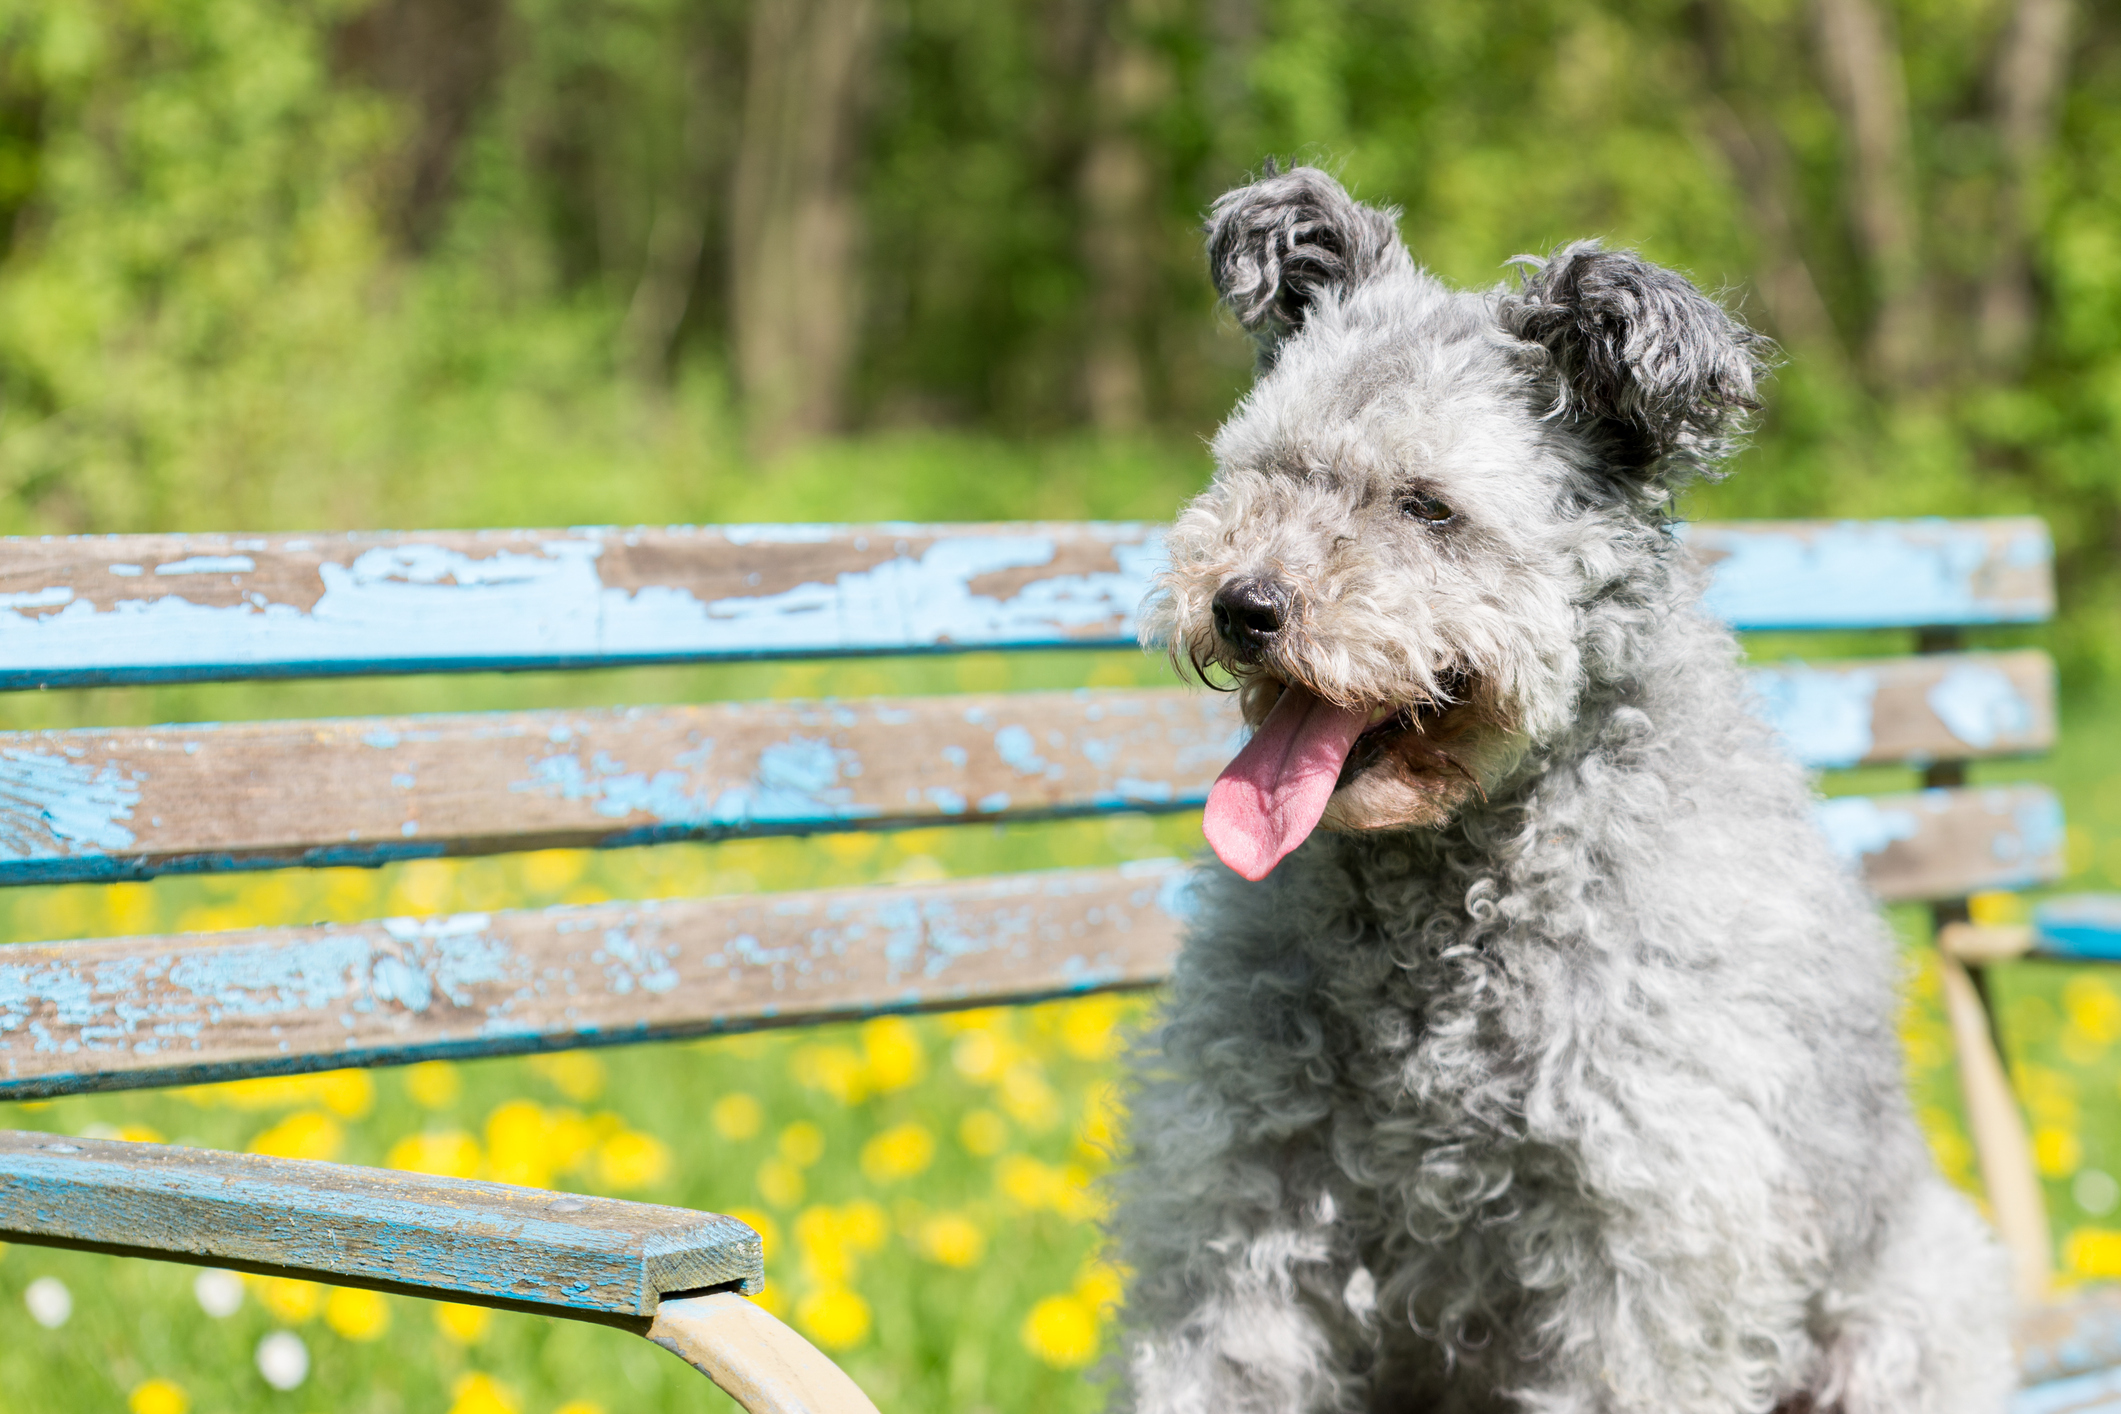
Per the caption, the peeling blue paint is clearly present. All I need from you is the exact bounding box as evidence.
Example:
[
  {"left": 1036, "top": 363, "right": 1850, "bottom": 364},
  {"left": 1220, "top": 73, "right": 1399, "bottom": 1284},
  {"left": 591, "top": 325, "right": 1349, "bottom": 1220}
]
[
  {"left": 1690, "top": 519, "right": 2052, "bottom": 630},
  {"left": 1814, "top": 796, "right": 1920, "bottom": 862},
  {"left": 2034, "top": 896, "right": 2121, "bottom": 962},
  {"left": 155, "top": 556, "right": 255, "bottom": 576},
  {"left": 1748, "top": 665, "right": 1878, "bottom": 769},
  {"left": 0, "top": 750, "right": 140, "bottom": 858},
  {"left": 1927, "top": 662, "right": 2034, "bottom": 750}
]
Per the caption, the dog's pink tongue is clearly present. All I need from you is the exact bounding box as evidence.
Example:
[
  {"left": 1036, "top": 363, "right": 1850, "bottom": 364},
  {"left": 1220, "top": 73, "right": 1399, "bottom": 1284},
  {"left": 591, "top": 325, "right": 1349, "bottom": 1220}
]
[{"left": 1205, "top": 684, "right": 1371, "bottom": 881}]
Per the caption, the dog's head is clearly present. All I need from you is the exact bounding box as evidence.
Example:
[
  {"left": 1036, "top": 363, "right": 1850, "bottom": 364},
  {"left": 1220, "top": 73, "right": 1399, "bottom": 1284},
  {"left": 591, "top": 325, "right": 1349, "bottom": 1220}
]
[{"left": 1151, "top": 165, "right": 1768, "bottom": 879}]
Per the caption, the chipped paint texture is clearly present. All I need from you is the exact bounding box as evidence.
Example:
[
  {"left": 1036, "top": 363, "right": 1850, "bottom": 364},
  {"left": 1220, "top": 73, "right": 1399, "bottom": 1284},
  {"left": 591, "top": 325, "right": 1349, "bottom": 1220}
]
[
  {"left": 1813, "top": 785, "right": 2064, "bottom": 900},
  {"left": 1925, "top": 661, "right": 2035, "bottom": 750},
  {"left": 0, "top": 518, "right": 2053, "bottom": 687},
  {"left": 0, "top": 864, "right": 1193, "bottom": 1098},
  {"left": 2016, "top": 1291, "right": 2121, "bottom": 1386},
  {"left": 1750, "top": 666, "right": 1878, "bottom": 769},
  {"left": 0, "top": 689, "right": 1243, "bottom": 885},
  {"left": 1689, "top": 517, "right": 2053, "bottom": 630},
  {"left": 0, "top": 523, "right": 1170, "bottom": 688},
  {"left": 1744, "top": 650, "right": 2052, "bottom": 770},
  {"left": 0, "top": 1131, "right": 759, "bottom": 1314}
]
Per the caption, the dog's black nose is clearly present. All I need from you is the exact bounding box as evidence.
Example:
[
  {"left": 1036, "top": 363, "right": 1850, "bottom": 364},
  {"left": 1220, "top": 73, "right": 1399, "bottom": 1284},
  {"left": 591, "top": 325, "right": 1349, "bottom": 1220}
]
[{"left": 1212, "top": 578, "right": 1290, "bottom": 657}]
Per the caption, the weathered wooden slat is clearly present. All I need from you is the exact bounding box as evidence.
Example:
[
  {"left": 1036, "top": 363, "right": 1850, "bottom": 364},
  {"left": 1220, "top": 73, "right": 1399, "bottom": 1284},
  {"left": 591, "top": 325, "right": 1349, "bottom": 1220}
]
[
  {"left": 0, "top": 1131, "right": 758, "bottom": 1320},
  {"left": 0, "top": 779, "right": 2049, "bottom": 1095},
  {"left": 0, "top": 518, "right": 2052, "bottom": 688},
  {"left": 1749, "top": 649, "right": 2054, "bottom": 769},
  {"left": 0, "top": 863, "right": 1194, "bottom": 1098},
  {"left": 2015, "top": 1367, "right": 2121, "bottom": 1414},
  {"left": 0, "top": 689, "right": 1243, "bottom": 885},
  {"left": 2025, "top": 896, "right": 2121, "bottom": 962},
  {"left": 2019, "top": 1290, "right": 2121, "bottom": 1387},
  {"left": 1688, "top": 516, "right": 2053, "bottom": 630},
  {"left": 1816, "top": 784, "right": 2065, "bottom": 902},
  {"left": 0, "top": 652, "right": 2049, "bottom": 887},
  {"left": 0, "top": 523, "right": 1166, "bottom": 689}
]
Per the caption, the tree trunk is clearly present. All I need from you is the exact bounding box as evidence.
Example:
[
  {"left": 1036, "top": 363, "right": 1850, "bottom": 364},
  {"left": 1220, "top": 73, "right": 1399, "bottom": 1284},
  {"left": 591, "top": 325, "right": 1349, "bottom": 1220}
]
[
  {"left": 1078, "top": 0, "right": 1167, "bottom": 431},
  {"left": 1978, "top": 0, "right": 2074, "bottom": 372},
  {"left": 729, "top": 0, "right": 877, "bottom": 457},
  {"left": 618, "top": 42, "right": 726, "bottom": 385},
  {"left": 1810, "top": 0, "right": 1929, "bottom": 389},
  {"left": 333, "top": 0, "right": 507, "bottom": 252}
]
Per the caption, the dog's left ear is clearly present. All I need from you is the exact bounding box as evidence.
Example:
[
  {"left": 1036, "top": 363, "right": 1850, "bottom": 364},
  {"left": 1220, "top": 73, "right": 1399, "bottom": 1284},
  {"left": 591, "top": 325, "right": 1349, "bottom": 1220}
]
[
  {"left": 1503, "top": 242, "right": 1770, "bottom": 485},
  {"left": 1205, "top": 163, "right": 1410, "bottom": 362}
]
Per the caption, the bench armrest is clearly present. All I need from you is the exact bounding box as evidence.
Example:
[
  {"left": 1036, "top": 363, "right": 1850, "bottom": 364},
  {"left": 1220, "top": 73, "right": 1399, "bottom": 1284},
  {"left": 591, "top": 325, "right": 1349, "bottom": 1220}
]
[{"left": 0, "top": 1131, "right": 877, "bottom": 1413}]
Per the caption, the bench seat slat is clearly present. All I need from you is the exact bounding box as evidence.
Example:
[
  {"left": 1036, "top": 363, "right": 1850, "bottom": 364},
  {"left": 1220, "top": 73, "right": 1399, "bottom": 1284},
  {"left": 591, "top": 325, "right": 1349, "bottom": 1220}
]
[
  {"left": 0, "top": 780, "right": 2059, "bottom": 1097},
  {"left": 0, "top": 862, "right": 1194, "bottom": 1098},
  {"left": 0, "top": 653, "right": 2052, "bottom": 887},
  {"left": 0, "top": 518, "right": 2052, "bottom": 689},
  {"left": 0, "top": 1130, "right": 758, "bottom": 1320}
]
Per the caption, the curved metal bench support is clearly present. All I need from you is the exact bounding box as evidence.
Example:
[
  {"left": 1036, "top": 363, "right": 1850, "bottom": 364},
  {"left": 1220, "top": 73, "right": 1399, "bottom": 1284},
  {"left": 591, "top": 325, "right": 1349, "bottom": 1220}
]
[{"left": 650, "top": 1292, "right": 879, "bottom": 1414}]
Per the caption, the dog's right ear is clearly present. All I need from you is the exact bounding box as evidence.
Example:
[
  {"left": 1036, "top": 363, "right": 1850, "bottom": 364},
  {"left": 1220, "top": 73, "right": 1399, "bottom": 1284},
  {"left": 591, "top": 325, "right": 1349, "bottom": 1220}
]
[{"left": 1206, "top": 164, "right": 1408, "bottom": 361}]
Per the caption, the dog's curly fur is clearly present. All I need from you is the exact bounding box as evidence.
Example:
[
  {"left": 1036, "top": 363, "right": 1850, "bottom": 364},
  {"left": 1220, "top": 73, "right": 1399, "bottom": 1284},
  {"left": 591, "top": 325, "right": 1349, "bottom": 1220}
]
[{"left": 1110, "top": 165, "right": 2013, "bottom": 1414}]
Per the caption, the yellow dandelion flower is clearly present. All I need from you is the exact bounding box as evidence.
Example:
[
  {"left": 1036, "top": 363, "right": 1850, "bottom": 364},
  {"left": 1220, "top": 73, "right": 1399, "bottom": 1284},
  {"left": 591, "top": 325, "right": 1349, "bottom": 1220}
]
[
  {"left": 114, "top": 1123, "right": 164, "bottom": 1144},
  {"left": 915, "top": 1213, "right": 986, "bottom": 1268},
  {"left": 2067, "top": 1228, "right": 2121, "bottom": 1279},
  {"left": 2035, "top": 1125, "right": 2083, "bottom": 1178},
  {"left": 780, "top": 1121, "right": 827, "bottom": 1167},
  {"left": 248, "top": 1111, "right": 344, "bottom": 1162},
  {"left": 998, "top": 1154, "right": 1058, "bottom": 1209},
  {"left": 860, "top": 1016, "right": 925, "bottom": 1091},
  {"left": 960, "top": 1109, "right": 1009, "bottom": 1156},
  {"left": 436, "top": 1302, "right": 492, "bottom": 1344},
  {"left": 757, "top": 1157, "right": 805, "bottom": 1208},
  {"left": 795, "top": 1207, "right": 854, "bottom": 1284},
  {"left": 1075, "top": 1258, "right": 1126, "bottom": 1312},
  {"left": 840, "top": 1199, "right": 887, "bottom": 1253},
  {"left": 1078, "top": 1080, "right": 1123, "bottom": 1157},
  {"left": 518, "top": 849, "right": 585, "bottom": 895},
  {"left": 712, "top": 1093, "right": 764, "bottom": 1141},
  {"left": 597, "top": 1129, "right": 672, "bottom": 1190},
  {"left": 312, "top": 1069, "right": 376, "bottom": 1119},
  {"left": 528, "top": 1051, "right": 606, "bottom": 1103},
  {"left": 486, "top": 1100, "right": 556, "bottom": 1188},
  {"left": 258, "top": 1277, "right": 320, "bottom": 1324},
  {"left": 952, "top": 1029, "right": 1009, "bottom": 1083},
  {"left": 1021, "top": 1294, "right": 1099, "bottom": 1368},
  {"left": 795, "top": 1285, "right": 871, "bottom": 1350},
  {"left": 998, "top": 1062, "right": 1061, "bottom": 1131},
  {"left": 1055, "top": 1162, "right": 1106, "bottom": 1221},
  {"left": 405, "top": 1061, "right": 462, "bottom": 1110},
  {"left": 939, "top": 1006, "right": 1006, "bottom": 1034},
  {"left": 553, "top": 1403, "right": 605, "bottom": 1414},
  {"left": 1059, "top": 996, "right": 1127, "bottom": 1060},
  {"left": 750, "top": 1279, "right": 789, "bottom": 1317},
  {"left": 324, "top": 1287, "right": 390, "bottom": 1341},
  {"left": 1967, "top": 890, "right": 2028, "bottom": 927},
  {"left": 447, "top": 1372, "right": 518, "bottom": 1414},
  {"left": 860, "top": 1122, "right": 935, "bottom": 1182},
  {"left": 388, "top": 1130, "right": 482, "bottom": 1179},
  {"left": 2066, "top": 975, "right": 2121, "bottom": 1045},
  {"left": 793, "top": 1045, "right": 870, "bottom": 1105},
  {"left": 128, "top": 1378, "right": 188, "bottom": 1414},
  {"left": 727, "top": 1206, "right": 781, "bottom": 1260},
  {"left": 543, "top": 1108, "right": 599, "bottom": 1174}
]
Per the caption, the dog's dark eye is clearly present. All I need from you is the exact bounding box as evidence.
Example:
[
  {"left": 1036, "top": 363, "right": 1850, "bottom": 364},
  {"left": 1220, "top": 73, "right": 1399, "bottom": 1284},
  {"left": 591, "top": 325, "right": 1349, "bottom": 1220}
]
[{"left": 1400, "top": 492, "right": 1455, "bottom": 525}]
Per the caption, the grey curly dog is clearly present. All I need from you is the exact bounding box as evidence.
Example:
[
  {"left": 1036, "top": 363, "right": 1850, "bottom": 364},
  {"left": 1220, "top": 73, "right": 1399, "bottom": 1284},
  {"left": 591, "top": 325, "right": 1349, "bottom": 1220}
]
[{"left": 1112, "top": 165, "right": 2013, "bottom": 1414}]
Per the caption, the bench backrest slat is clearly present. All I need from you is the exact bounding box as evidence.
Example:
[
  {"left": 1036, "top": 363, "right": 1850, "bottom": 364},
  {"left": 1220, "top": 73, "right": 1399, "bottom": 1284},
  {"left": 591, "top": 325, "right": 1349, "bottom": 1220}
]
[
  {"left": 0, "top": 767, "right": 2065, "bottom": 1097},
  {"left": 0, "top": 518, "right": 2052, "bottom": 688},
  {"left": 0, "top": 651, "right": 2054, "bottom": 887}
]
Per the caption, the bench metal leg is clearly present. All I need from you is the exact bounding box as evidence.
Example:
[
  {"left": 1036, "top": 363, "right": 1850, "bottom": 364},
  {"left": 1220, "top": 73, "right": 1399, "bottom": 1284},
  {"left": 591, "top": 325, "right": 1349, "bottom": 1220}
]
[{"left": 649, "top": 1292, "right": 881, "bottom": 1414}]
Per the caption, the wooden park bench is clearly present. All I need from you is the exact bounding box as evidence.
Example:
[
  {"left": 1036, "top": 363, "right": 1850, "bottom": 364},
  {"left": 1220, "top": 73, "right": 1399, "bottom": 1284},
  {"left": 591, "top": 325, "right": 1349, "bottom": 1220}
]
[{"left": 0, "top": 514, "right": 2108, "bottom": 1412}]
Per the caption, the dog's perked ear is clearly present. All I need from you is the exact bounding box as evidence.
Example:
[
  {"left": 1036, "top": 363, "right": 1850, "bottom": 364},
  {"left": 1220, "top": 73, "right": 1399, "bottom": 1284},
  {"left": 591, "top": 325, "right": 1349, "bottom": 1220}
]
[
  {"left": 1205, "top": 163, "right": 1409, "bottom": 362},
  {"left": 1503, "top": 242, "right": 1771, "bottom": 486}
]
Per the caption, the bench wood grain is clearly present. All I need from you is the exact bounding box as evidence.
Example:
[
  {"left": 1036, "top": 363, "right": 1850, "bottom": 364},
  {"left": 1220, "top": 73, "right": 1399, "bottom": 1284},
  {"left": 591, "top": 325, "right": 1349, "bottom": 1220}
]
[
  {"left": 0, "top": 652, "right": 2053, "bottom": 886},
  {"left": 0, "top": 1130, "right": 759, "bottom": 1321},
  {"left": 0, "top": 518, "right": 2051, "bottom": 689}
]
